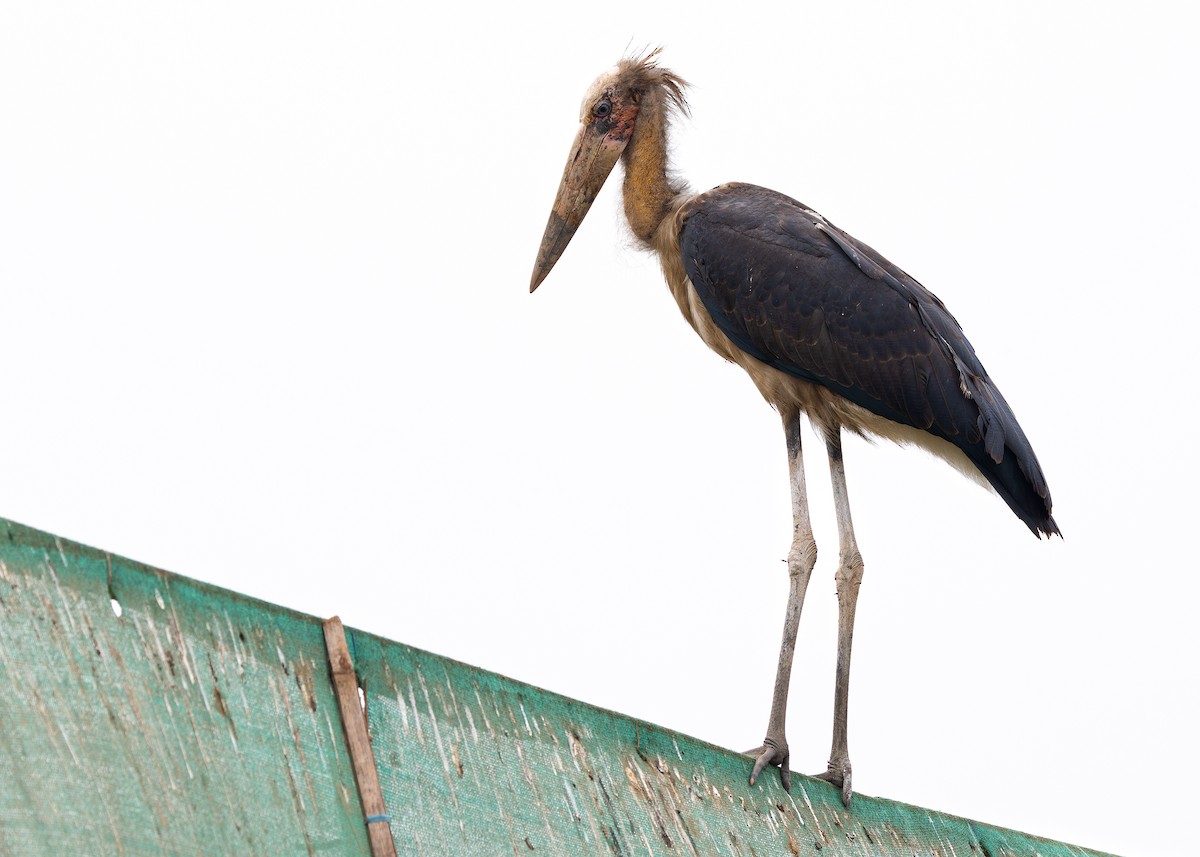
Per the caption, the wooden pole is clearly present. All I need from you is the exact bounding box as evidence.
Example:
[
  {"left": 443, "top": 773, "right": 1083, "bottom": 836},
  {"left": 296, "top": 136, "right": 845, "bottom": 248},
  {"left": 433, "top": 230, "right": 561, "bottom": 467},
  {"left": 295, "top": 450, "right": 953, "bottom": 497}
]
[{"left": 323, "top": 616, "right": 398, "bottom": 857}]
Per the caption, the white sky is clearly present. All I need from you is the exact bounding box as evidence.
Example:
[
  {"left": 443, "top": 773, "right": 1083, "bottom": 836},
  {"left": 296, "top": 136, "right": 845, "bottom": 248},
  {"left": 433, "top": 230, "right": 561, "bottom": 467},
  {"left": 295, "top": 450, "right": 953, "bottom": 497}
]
[{"left": 2, "top": 3, "right": 1196, "bottom": 855}]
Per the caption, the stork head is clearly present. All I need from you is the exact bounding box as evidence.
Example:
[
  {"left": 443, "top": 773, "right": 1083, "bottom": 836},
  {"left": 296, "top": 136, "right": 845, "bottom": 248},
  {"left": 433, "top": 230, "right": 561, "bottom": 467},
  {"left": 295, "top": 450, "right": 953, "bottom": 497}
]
[{"left": 530, "top": 50, "right": 688, "bottom": 292}]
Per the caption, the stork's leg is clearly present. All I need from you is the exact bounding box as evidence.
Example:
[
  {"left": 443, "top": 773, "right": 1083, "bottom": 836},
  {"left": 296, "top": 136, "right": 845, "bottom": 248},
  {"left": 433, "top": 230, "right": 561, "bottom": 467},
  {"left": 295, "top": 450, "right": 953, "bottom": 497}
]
[
  {"left": 747, "top": 411, "right": 817, "bottom": 792},
  {"left": 815, "top": 428, "right": 864, "bottom": 807}
]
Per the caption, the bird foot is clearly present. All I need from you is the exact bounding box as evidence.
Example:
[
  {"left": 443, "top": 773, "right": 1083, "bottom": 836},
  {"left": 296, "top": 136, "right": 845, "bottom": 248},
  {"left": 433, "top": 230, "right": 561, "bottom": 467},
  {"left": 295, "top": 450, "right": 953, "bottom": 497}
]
[
  {"left": 745, "top": 737, "right": 791, "bottom": 792},
  {"left": 814, "top": 757, "right": 853, "bottom": 807}
]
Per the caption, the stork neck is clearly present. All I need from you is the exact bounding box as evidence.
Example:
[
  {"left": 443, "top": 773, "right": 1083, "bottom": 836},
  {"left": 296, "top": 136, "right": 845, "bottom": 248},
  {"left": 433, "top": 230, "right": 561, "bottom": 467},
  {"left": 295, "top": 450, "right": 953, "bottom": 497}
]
[{"left": 622, "top": 91, "right": 682, "bottom": 244}]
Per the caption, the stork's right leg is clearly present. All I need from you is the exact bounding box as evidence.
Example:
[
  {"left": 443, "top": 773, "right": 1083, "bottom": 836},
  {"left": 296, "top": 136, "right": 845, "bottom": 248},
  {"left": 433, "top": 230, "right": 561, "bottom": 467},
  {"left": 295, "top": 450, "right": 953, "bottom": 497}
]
[
  {"left": 815, "top": 428, "right": 864, "bottom": 807},
  {"left": 747, "top": 411, "right": 817, "bottom": 791}
]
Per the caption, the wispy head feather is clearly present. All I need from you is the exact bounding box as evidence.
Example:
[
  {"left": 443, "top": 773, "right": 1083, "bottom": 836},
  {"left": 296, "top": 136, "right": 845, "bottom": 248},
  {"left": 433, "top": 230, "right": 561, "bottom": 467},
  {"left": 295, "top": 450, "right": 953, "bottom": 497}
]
[{"left": 617, "top": 47, "right": 690, "bottom": 118}]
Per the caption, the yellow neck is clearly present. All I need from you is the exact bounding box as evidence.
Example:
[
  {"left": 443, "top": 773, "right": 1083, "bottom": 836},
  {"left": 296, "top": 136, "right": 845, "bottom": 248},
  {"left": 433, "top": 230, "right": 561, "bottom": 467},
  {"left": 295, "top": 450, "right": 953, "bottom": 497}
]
[{"left": 622, "top": 91, "right": 683, "bottom": 243}]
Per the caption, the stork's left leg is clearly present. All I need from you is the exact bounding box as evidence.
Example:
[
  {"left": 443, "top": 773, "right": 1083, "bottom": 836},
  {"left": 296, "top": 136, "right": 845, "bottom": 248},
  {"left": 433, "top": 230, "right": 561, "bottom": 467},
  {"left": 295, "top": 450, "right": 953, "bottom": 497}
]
[
  {"left": 817, "top": 428, "right": 864, "bottom": 807},
  {"left": 746, "top": 410, "right": 817, "bottom": 792}
]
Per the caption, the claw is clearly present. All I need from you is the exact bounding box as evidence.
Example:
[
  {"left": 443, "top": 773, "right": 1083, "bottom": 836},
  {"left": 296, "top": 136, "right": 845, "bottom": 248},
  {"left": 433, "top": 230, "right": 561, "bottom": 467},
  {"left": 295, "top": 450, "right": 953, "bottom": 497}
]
[
  {"left": 815, "top": 759, "right": 853, "bottom": 807},
  {"left": 746, "top": 738, "right": 790, "bottom": 791}
]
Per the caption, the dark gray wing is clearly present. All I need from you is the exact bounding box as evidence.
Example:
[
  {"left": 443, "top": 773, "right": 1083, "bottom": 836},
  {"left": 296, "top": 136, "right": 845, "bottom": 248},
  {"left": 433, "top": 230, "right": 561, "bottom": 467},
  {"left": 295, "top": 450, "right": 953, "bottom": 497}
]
[{"left": 679, "top": 183, "right": 1057, "bottom": 537}]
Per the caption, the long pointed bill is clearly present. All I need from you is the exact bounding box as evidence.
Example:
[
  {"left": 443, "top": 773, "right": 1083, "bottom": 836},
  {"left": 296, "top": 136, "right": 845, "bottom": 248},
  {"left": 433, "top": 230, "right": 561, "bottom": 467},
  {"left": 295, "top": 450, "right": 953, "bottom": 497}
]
[{"left": 529, "top": 123, "right": 628, "bottom": 292}]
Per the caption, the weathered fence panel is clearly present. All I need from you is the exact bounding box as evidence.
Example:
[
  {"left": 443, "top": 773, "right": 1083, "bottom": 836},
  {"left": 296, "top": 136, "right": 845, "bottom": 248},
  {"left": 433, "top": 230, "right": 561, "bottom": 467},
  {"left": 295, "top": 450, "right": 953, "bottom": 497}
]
[
  {"left": 0, "top": 518, "right": 368, "bottom": 856},
  {"left": 0, "top": 517, "right": 1117, "bottom": 857},
  {"left": 349, "top": 630, "right": 1115, "bottom": 857}
]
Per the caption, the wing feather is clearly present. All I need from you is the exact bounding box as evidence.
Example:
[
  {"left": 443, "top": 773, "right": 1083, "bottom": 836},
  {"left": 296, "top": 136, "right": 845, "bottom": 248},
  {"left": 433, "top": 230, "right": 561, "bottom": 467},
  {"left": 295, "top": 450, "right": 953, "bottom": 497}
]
[{"left": 678, "top": 183, "right": 1057, "bottom": 536}]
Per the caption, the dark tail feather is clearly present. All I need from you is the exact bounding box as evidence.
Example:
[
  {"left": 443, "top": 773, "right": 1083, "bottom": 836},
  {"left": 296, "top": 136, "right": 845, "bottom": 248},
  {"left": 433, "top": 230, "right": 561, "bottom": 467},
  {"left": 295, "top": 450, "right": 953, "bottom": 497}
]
[{"left": 971, "top": 444, "right": 1059, "bottom": 538}]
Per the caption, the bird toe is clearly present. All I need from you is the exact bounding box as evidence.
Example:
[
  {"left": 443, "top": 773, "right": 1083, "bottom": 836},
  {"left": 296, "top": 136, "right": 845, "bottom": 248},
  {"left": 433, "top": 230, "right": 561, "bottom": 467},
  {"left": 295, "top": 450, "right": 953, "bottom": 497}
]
[
  {"left": 748, "top": 737, "right": 790, "bottom": 791},
  {"left": 815, "top": 759, "right": 853, "bottom": 807}
]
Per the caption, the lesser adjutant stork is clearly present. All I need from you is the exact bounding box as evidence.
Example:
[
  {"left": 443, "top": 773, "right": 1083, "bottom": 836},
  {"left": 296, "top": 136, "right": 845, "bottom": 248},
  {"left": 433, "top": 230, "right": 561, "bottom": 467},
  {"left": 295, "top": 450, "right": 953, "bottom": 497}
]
[{"left": 530, "top": 50, "right": 1059, "bottom": 806}]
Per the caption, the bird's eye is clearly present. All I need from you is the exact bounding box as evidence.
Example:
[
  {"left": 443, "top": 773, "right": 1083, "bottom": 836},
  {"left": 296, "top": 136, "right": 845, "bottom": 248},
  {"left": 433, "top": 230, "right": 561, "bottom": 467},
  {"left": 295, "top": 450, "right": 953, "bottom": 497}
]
[{"left": 594, "top": 100, "right": 612, "bottom": 118}]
